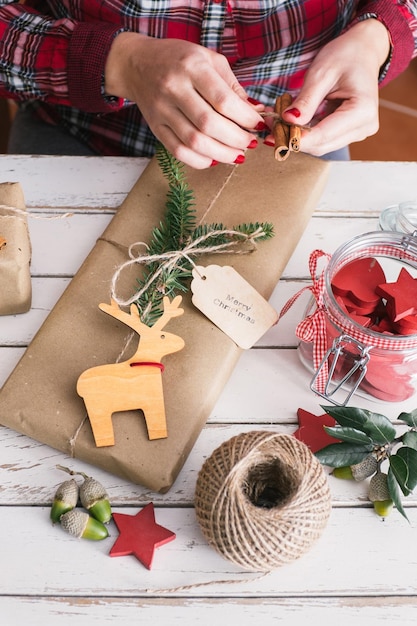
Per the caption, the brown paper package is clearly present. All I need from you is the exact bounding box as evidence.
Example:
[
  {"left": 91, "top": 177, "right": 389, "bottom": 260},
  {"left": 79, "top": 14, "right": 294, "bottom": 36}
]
[
  {"left": 0, "top": 145, "right": 329, "bottom": 492},
  {"left": 0, "top": 182, "right": 32, "bottom": 315}
]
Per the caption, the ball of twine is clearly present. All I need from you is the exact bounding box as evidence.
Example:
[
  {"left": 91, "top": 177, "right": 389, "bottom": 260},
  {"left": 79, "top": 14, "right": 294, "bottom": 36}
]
[{"left": 194, "top": 431, "right": 332, "bottom": 572}]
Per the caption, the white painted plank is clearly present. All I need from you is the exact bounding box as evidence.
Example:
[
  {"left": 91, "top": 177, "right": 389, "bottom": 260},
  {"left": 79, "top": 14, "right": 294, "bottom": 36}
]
[
  {"left": 0, "top": 421, "right": 375, "bottom": 506},
  {"left": 26, "top": 211, "right": 380, "bottom": 277},
  {"left": 0, "top": 276, "right": 307, "bottom": 347},
  {"left": 209, "top": 349, "right": 417, "bottom": 422},
  {"left": 1, "top": 411, "right": 416, "bottom": 508},
  {"left": 0, "top": 505, "right": 416, "bottom": 597},
  {"left": 3, "top": 344, "right": 414, "bottom": 429},
  {"left": 1, "top": 157, "right": 417, "bottom": 217},
  {"left": 28, "top": 213, "right": 112, "bottom": 276},
  {"left": 0, "top": 596, "right": 416, "bottom": 626},
  {"left": 0, "top": 156, "right": 148, "bottom": 208},
  {"left": 318, "top": 160, "right": 417, "bottom": 216},
  {"left": 0, "top": 347, "right": 25, "bottom": 383},
  {"left": 0, "top": 278, "right": 71, "bottom": 346}
]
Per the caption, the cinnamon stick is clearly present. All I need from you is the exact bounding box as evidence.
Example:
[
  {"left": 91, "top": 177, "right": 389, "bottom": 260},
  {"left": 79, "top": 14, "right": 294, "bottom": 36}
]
[
  {"left": 272, "top": 93, "right": 302, "bottom": 160},
  {"left": 289, "top": 124, "right": 301, "bottom": 152},
  {"left": 273, "top": 93, "right": 292, "bottom": 161}
]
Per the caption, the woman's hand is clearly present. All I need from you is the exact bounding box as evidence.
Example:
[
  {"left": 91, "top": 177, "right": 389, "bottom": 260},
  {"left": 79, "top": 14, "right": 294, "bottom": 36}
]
[
  {"left": 105, "top": 33, "right": 263, "bottom": 168},
  {"left": 273, "top": 19, "right": 392, "bottom": 156}
]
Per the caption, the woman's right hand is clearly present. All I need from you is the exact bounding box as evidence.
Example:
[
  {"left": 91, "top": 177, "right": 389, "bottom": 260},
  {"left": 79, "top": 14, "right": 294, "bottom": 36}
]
[{"left": 105, "top": 33, "right": 263, "bottom": 168}]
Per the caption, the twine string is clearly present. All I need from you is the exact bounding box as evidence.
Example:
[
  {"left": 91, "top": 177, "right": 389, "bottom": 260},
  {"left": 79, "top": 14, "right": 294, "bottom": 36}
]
[
  {"left": 194, "top": 431, "right": 332, "bottom": 573},
  {"left": 110, "top": 226, "right": 265, "bottom": 307},
  {"left": 0, "top": 203, "right": 73, "bottom": 219}
]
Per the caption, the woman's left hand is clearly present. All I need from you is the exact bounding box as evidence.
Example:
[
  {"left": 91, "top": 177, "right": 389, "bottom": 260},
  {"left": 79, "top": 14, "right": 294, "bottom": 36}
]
[{"left": 265, "top": 19, "right": 391, "bottom": 156}]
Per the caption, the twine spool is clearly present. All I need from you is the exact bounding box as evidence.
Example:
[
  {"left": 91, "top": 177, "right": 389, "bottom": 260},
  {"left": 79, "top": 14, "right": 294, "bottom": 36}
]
[{"left": 194, "top": 431, "right": 332, "bottom": 572}]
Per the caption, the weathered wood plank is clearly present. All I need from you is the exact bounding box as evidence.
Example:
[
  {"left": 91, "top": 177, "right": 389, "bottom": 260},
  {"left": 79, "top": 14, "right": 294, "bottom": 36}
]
[
  {"left": 25, "top": 213, "right": 378, "bottom": 277},
  {"left": 0, "top": 155, "right": 148, "bottom": 208},
  {"left": 0, "top": 596, "right": 416, "bottom": 625},
  {"left": 0, "top": 506, "right": 415, "bottom": 597},
  {"left": 1, "top": 417, "right": 416, "bottom": 507}
]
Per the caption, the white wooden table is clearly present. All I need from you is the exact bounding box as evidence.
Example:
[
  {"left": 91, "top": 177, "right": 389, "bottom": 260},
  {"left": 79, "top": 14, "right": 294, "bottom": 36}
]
[{"left": 1, "top": 156, "right": 417, "bottom": 625}]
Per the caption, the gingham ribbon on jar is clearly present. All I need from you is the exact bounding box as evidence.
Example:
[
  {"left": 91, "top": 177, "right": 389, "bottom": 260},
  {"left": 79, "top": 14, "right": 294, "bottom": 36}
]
[
  {"left": 279, "top": 249, "right": 331, "bottom": 391},
  {"left": 279, "top": 244, "right": 417, "bottom": 393}
]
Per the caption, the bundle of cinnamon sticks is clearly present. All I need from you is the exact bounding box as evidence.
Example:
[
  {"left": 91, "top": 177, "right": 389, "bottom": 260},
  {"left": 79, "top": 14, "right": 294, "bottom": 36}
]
[{"left": 272, "top": 93, "right": 302, "bottom": 162}]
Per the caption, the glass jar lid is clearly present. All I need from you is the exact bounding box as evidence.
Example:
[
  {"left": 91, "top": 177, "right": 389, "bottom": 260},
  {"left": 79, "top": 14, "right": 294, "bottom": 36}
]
[{"left": 379, "top": 201, "right": 417, "bottom": 234}]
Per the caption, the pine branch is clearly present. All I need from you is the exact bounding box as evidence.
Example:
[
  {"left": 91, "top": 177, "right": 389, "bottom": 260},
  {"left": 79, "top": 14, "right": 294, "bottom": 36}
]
[{"left": 133, "top": 145, "right": 274, "bottom": 325}]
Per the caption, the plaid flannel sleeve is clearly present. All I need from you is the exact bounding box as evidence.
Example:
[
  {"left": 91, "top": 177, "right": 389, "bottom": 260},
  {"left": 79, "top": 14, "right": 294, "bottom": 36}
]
[
  {"left": 0, "top": 2, "right": 124, "bottom": 112},
  {"left": 354, "top": 0, "right": 417, "bottom": 85}
]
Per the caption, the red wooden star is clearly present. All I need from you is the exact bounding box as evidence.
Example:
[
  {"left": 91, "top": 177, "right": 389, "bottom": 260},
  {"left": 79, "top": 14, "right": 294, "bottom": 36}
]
[
  {"left": 376, "top": 267, "right": 417, "bottom": 322},
  {"left": 331, "top": 257, "right": 385, "bottom": 308},
  {"left": 293, "top": 408, "right": 340, "bottom": 453},
  {"left": 109, "top": 503, "right": 176, "bottom": 570}
]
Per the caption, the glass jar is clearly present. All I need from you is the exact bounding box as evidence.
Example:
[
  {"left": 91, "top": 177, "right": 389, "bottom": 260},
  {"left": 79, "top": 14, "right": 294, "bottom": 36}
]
[
  {"left": 379, "top": 201, "right": 417, "bottom": 234},
  {"left": 297, "top": 231, "right": 417, "bottom": 405}
]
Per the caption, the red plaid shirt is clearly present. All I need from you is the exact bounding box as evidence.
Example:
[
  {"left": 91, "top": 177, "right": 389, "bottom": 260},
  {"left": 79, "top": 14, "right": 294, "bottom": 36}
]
[{"left": 1, "top": 0, "right": 416, "bottom": 156}]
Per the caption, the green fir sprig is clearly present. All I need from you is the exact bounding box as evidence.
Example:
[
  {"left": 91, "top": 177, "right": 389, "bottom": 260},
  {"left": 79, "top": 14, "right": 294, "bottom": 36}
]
[
  {"left": 133, "top": 144, "right": 274, "bottom": 325},
  {"left": 315, "top": 405, "right": 417, "bottom": 521}
]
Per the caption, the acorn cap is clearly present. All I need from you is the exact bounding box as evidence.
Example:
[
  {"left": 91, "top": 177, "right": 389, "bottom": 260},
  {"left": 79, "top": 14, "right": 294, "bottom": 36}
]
[
  {"left": 368, "top": 472, "right": 391, "bottom": 502},
  {"left": 60, "top": 509, "right": 109, "bottom": 540},
  {"left": 351, "top": 455, "right": 378, "bottom": 482}
]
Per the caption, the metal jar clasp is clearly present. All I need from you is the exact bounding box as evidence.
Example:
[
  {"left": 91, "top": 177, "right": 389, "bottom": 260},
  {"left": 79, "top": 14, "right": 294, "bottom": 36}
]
[{"left": 310, "top": 334, "right": 372, "bottom": 406}]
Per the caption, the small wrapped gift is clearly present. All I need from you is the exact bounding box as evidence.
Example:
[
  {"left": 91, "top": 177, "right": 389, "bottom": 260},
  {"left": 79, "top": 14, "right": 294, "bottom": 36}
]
[
  {"left": 0, "top": 146, "right": 329, "bottom": 491},
  {"left": 0, "top": 182, "right": 32, "bottom": 315}
]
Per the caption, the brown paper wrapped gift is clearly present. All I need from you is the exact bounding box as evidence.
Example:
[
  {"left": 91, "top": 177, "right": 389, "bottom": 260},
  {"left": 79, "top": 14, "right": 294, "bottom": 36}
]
[
  {"left": 0, "top": 182, "right": 32, "bottom": 315},
  {"left": 0, "top": 145, "right": 329, "bottom": 492}
]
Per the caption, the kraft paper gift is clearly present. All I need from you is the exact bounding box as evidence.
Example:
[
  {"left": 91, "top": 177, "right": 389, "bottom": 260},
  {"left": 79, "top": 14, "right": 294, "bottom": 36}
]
[
  {"left": 0, "top": 145, "right": 329, "bottom": 492},
  {"left": 0, "top": 182, "right": 31, "bottom": 315}
]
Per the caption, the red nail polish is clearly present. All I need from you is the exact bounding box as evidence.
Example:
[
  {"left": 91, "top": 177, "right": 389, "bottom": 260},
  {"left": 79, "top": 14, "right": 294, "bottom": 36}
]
[
  {"left": 210, "top": 160, "right": 219, "bottom": 167},
  {"left": 255, "top": 121, "right": 268, "bottom": 131},
  {"left": 285, "top": 107, "right": 301, "bottom": 118},
  {"left": 263, "top": 138, "right": 275, "bottom": 147},
  {"left": 247, "top": 139, "right": 258, "bottom": 149},
  {"left": 247, "top": 96, "right": 261, "bottom": 105},
  {"left": 234, "top": 155, "right": 245, "bottom": 165}
]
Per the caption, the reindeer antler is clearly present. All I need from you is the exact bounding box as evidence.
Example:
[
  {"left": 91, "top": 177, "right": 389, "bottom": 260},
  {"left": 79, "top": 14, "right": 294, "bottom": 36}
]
[
  {"left": 152, "top": 295, "right": 184, "bottom": 330},
  {"left": 99, "top": 299, "right": 146, "bottom": 333},
  {"left": 99, "top": 296, "right": 183, "bottom": 333}
]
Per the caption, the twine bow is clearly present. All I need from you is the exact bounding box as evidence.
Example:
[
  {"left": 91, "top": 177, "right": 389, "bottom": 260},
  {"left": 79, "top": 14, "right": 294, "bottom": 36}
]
[
  {"left": 279, "top": 249, "right": 331, "bottom": 392},
  {"left": 110, "top": 227, "right": 265, "bottom": 308}
]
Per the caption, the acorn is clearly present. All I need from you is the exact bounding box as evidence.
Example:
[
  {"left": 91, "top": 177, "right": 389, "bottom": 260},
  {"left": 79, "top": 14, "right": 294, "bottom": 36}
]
[
  {"left": 50, "top": 478, "right": 79, "bottom": 523},
  {"left": 332, "top": 466, "right": 354, "bottom": 480},
  {"left": 79, "top": 475, "right": 112, "bottom": 524},
  {"left": 351, "top": 454, "right": 378, "bottom": 482},
  {"left": 60, "top": 509, "right": 109, "bottom": 540},
  {"left": 368, "top": 471, "right": 393, "bottom": 518}
]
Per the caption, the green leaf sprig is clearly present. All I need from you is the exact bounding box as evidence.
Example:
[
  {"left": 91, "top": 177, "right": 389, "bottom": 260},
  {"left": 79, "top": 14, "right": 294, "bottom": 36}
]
[
  {"left": 315, "top": 406, "right": 417, "bottom": 521},
  {"left": 133, "top": 144, "right": 274, "bottom": 325}
]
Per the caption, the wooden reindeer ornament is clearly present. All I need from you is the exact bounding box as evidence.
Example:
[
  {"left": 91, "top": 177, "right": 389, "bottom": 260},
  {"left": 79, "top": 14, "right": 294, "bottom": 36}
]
[{"left": 77, "top": 295, "right": 185, "bottom": 447}]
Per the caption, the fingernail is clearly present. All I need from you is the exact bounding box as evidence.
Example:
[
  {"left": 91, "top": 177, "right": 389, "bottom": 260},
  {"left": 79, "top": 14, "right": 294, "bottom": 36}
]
[
  {"left": 247, "top": 96, "right": 261, "bottom": 105},
  {"left": 263, "top": 138, "right": 275, "bottom": 147},
  {"left": 210, "top": 160, "right": 219, "bottom": 167},
  {"left": 255, "top": 121, "right": 268, "bottom": 131},
  {"left": 285, "top": 107, "right": 301, "bottom": 118},
  {"left": 247, "top": 139, "right": 258, "bottom": 149},
  {"left": 234, "top": 155, "right": 245, "bottom": 165}
]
